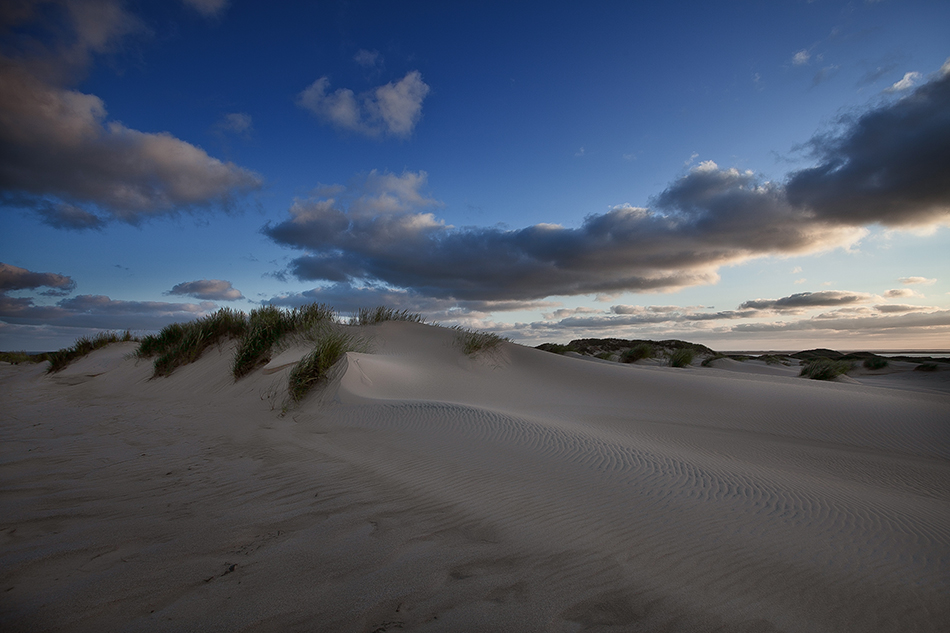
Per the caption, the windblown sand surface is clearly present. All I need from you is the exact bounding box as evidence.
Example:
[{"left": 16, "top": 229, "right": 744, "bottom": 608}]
[{"left": 2, "top": 321, "right": 948, "bottom": 632}]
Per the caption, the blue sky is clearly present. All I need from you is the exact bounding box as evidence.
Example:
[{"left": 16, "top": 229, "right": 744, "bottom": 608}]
[{"left": 2, "top": 0, "right": 949, "bottom": 352}]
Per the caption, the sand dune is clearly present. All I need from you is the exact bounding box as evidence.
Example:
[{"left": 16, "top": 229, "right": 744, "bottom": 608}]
[{"left": 2, "top": 321, "right": 948, "bottom": 632}]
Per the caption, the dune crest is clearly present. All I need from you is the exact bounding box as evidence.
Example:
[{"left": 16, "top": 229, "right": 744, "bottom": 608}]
[{"left": 2, "top": 321, "right": 948, "bottom": 632}]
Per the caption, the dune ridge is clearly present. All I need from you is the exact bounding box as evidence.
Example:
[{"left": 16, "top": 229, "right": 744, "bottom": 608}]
[{"left": 2, "top": 321, "right": 948, "bottom": 632}]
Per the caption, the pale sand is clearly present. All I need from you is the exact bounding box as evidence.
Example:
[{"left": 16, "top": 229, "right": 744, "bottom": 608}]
[{"left": 1, "top": 321, "right": 948, "bottom": 632}]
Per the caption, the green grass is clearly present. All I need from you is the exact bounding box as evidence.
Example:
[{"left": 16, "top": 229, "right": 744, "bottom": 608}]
[
  {"left": 134, "top": 303, "right": 339, "bottom": 379},
  {"left": 137, "top": 308, "right": 248, "bottom": 377},
  {"left": 46, "top": 330, "right": 136, "bottom": 373},
  {"left": 863, "top": 356, "right": 889, "bottom": 370},
  {"left": 287, "top": 328, "right": 361, "bottom": 402},
  {"left": 453, "top": 326, "right": 509, "bottom": 355},
  {"left": 914, "top": 362, "right": 939, "bottom": 372},
  {"left": 621, "top": 343, "right": 654, "bottom": 363},
  {"left": 232, "top": 304, "right": 336, "bottom": 379},
  {"left": 669, "top": 348, "right": 695, "bottom": 367},
  {"left": 349, "top": 306, "right": 425, "bottom": 326},
  {"left": 800, "top": 358, "right": 854, "bottom": 380}
]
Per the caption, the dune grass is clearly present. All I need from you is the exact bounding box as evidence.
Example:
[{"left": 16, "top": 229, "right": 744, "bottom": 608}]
[
  {"left": 349, "top": 306, "right": 425, "bottom": 326},
  {"left": 136, "top": 308, "right": 247, "bottom": 377},
  {"left": 232, "top": 304, "right": 336, "bottom": 379},
  {"left": 453, "top": 326, "right": 509, "bottom": 355},
  {"left": 46, "top": 330, "right": 136, "bottom": 373},
  {"left": 287, "top": 328, "right": 362, "bottom": 402},
  {"left": 863, "top": 356, "right": 889, "bottom": 370},
  {"left": 0, "top": 351, "right": 49, "bottom": 365},
  {"left": 622, "top": 343, "right": 654, "bottom": 363},
  {"left": 669, "top": 348, "right": 695, "bottom": 367},
  {"left": 800, "top": 358, "right": 854, "bottom": 380}
]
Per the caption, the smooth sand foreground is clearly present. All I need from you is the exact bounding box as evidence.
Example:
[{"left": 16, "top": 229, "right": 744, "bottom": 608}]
[{"left": 2, "top": 321, "right": 948, "bottom": 632}]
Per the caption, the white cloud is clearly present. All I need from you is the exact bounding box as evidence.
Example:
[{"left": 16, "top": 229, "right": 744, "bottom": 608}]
[
  {"left": 885, "top": 71, "right": 921, "bottom": 93},
  {"left": 899, "top": 276, "right": 936, "bottom": 285},
  {"left": 884, "top": 288, "right": 921, "bottom": 298},
  {"left": 297, "top": 71, "right": 430, "bottom": 139},
  {"left": 792, "top": 50, "right": 811, "bottom": 66},
  {"left": 167, "top": 279, "right": 244, "bottom": 301}
]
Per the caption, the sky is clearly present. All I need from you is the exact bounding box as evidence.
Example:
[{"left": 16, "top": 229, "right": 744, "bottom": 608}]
[{"left": 1, "top": 0, "right": 949, "bottom": 352}]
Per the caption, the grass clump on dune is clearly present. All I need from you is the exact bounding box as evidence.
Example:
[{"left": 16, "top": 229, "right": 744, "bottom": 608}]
[
  {"left": 863, "top": 356, "right": 889, "bottom": 370},
  {"left": 137, "top": 308, "right": 247, "bottom": 377},
  {"left": 46, "top": 331, "right": 135, "bottom": 373},
  {"left": 232, "top": 304, "right": 336, "bottom": 379},
  {"left": 287, "top": 328, "right": 361, "bottom": 402},
  {"left": 800, "top": 358, "right": 853, "bottom": 381},
  {"left": 453, "top": 326, "right": 509, "bottom": 356},
  {"left": 621, "top": 343, "right": 654, "bottom": 363},
  {"left": 669, "top": 348, "right": 695, "bottom": 368},
  {"left": 47, "top": 332, "right": 132, "bottom": 373},
  {"left": 349, "top": 306, "right": 425, "bottom": 326}
]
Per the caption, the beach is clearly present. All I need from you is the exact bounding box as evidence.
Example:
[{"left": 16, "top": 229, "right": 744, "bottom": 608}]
[{"left": 2, "top": 320, "right": 948, "bottom": 632}]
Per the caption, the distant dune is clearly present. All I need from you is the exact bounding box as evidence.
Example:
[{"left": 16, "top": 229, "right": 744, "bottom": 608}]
[{"left": 2, "top": 320, "right": 949, "bottom": 632}]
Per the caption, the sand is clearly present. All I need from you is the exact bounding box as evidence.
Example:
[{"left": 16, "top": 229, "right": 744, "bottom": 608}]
[{"left": 1, "top": 321, "right": 948, "bottom": 632}]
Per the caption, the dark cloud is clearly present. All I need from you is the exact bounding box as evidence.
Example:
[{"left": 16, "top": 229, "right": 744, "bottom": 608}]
[
  {"left": 34, "top": 201, "right": 107, "bottom": 230},
  {"left": 738, "top": 291, "right": 871, "bottom": 312},
  {"left": 0, "top": 1, "right": 262, "bottom": 227},
  {"left": 0, "top": 262, "right": 76, "bottom": 294},
  {"left": 265, "top": 167, "right": 859, "bottom": 301},
  {"left": 167, "top": 279, "right": 244, "bottom": 301},
  {"left": 873, "top": 303, "right": 931, "bottom": 314},
  {"left": 786, "top": 68, "right": 950, "bottom": 226}
]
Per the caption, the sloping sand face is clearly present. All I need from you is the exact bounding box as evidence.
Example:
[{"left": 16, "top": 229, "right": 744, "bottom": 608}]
[{"left": 2, "top": 322, "right": 948, "bottom": 632}]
